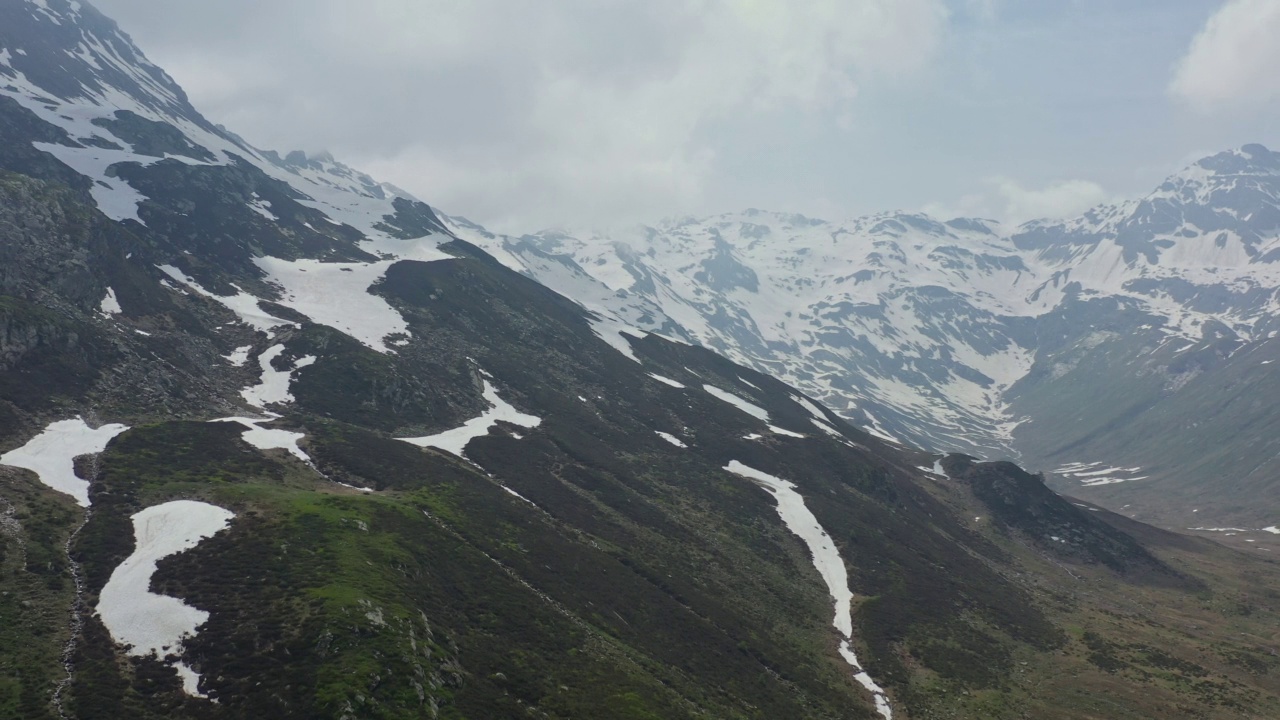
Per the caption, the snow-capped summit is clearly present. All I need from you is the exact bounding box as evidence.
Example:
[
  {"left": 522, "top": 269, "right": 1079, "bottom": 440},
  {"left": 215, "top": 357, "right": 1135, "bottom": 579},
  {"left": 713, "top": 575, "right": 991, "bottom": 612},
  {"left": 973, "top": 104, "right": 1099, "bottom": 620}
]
[{"left": 0, "top": 0, "right": 446, "bottom": 240}]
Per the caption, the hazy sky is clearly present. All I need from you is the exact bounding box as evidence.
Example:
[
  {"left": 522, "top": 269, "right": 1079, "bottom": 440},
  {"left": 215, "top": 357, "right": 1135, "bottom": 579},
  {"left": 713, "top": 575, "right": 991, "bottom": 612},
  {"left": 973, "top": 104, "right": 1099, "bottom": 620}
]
[{"left": 93, "top": 0, "right": 1280, "bottom": 233}]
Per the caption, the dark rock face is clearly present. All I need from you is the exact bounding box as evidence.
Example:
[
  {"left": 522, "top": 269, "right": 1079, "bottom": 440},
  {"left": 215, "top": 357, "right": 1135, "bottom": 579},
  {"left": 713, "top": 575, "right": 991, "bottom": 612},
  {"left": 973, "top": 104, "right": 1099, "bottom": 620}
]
[
  {"left": 943, "top": 454, "right": 1189, "bottom": 581},
  {"left": 694, "top": 234, "right": 760, "bottom": 293}
]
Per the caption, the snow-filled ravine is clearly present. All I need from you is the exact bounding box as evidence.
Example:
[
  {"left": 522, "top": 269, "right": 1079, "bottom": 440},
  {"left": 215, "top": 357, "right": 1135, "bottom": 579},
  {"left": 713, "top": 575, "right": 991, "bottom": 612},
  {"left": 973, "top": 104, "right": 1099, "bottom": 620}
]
[
  {"left": 0, "top": 418, "right": 129, "bottom": 506},
  {"left": 724, "top": 461, "right": 892, "bottom": 719},
  {"left": 97, "top": 500, "right": 235, "bottom": 698},
  {"left": 399, "top": 370, "right": 541, "bottom": 457}
]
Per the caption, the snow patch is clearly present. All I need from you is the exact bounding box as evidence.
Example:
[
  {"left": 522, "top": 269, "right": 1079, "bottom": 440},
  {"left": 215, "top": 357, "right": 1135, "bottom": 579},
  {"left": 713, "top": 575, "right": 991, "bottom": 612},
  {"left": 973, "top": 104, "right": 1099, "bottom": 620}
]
[
  {"left": 655, "top": 431, "right": 687, "bottom": 448},
  {"left": 810, "top": 419, "right": 846, "bottom": 438},
  {"left": 703, "top": 384, "right": 769, "bottom": 421},
  {"left": 99, "top": 287, "right": 122, "bottom": 316},
  {"left": 241, "top": 344, "right": 315, "bottom": 409},
  {"left": 768, "top": 424, "right": 806, "bottom": 438},
  {"left": 920, "top": 460, "right": 948, "bottom": 478},
  {"left": 246, "top": 195, "right": 278, "bottom": 221},
  {"left": 223, "top": 345, "right": 252, "bottom": 367},
  {"left": 0, "top": 418, "right": 129, "bottom": 506},
  {"left": 213, "top": 417, "right": 309, "bottom": 464},
  {"left": 1054, "top": 462, "right": 1147, "bottom": 486},
  {"left": 399, "top": 372, "right": 541, "bottom": 457},
  {"left": 500, "top": 484, "right": 537, "bottom": 506},
  {"left": 33, "top": 142, "right": 157, "bottom": 224},
  {"left": 590, "top": 315, "right": 645, "bottom": 363},
  {"left": 648, "top": 373, "right": 686, "bottom": 389},
  {"left": 97, "top": 500, "right": 235, "bottom": 697},
  {"left": 794, "top": 394, "right": 829, "bottom": 421}
]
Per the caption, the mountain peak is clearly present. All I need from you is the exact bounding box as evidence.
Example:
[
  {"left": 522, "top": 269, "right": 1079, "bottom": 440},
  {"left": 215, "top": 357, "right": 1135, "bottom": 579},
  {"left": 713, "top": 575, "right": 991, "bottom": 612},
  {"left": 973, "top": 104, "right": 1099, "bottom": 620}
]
[
  {"left": 0, "top": 0, "right": 209, "bottom": 130},
  {"left": 1239, "top": 142, "right": 1274, "bottom": 159},
  {"left": 1176, "top": 143, "right": 1280, "bottom": 184}
]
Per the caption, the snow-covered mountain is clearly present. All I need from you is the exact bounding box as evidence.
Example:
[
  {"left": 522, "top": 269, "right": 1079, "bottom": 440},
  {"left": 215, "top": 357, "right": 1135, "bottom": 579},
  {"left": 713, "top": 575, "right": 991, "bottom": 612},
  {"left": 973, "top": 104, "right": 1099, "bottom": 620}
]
[
  {"left": 6, "top": 2, "right": 1280, "bottom": 718},
  {"left": 449, "top": 145, "right": 1280, "bottom": 522}
]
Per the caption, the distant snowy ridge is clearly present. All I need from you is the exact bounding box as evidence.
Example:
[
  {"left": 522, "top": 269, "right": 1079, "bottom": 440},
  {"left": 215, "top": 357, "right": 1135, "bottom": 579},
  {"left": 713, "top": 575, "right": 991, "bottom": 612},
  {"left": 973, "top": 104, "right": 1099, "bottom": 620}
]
[{"left": 447, "top": 144, "right": 1280, "bottom": 461}]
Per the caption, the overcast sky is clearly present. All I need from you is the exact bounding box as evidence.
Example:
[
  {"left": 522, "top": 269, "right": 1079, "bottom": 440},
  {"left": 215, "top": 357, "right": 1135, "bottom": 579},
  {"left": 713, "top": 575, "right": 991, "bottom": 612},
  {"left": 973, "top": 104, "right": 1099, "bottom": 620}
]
[{"left": 93, "top": 0, "right": 1280, "bottom": 233}]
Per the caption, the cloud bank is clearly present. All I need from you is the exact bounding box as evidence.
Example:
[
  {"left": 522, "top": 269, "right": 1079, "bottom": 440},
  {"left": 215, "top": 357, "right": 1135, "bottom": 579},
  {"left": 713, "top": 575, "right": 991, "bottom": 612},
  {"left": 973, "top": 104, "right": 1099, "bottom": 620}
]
[
  {"left": 923, "top": 177, "right": 1110, "bottom": 226},
  {"left": 1169, "top": 0, "right": 1280, "bottom": 109},
  {"left": 97, "top": 0, "right": 948, "bottom": 231}
]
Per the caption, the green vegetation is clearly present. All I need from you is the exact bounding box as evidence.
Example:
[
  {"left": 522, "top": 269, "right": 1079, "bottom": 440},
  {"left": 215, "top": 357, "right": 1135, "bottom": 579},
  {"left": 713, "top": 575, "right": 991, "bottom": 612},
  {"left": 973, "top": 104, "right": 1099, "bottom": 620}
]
[{"left": 0, "top": 473, "right": 83, "bottom": 720}]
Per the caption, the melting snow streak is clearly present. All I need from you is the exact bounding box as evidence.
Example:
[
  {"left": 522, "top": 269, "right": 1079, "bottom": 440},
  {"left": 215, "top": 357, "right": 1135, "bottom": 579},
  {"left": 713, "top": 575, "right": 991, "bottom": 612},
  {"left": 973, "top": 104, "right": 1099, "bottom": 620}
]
[
  {"left": 703, "top": 384, "right": 768, "bottom": 420},
  {"left": 97, "top": 500, "right": 235, "bottom": 697},
  {"left": 724, "top": 461, "right": 892, "bottom": 719}
]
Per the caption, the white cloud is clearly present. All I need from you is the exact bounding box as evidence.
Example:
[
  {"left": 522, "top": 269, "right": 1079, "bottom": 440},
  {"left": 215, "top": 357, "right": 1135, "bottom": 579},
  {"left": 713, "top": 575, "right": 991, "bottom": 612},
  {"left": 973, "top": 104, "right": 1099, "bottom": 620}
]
[
  {"left": 97, "top": 0, "right": 948, "bottom": 232},
  {"left": 1169, "top": 0, "right": 1280, "bottom": 109},
  {"left": 923, "top": 177, "right": 1108, "bottom": 224}
]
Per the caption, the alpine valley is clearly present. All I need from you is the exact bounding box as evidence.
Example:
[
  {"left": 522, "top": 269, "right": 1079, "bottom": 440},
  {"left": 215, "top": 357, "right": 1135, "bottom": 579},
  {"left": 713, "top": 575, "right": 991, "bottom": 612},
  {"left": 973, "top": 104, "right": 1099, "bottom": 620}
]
[{"left": 3, "top": 2, "right": 1280, "bottom": 720}]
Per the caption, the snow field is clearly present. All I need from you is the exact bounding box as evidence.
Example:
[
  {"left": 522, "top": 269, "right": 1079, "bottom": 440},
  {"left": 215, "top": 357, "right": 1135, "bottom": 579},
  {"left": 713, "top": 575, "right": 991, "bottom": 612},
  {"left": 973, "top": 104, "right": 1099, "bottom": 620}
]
[
  {"left": 254, "top": 257, "right": 409, "bottom": 353},
  {"left": 0, "top": 418, "right": 129, "bottom": 506},
  {"left": 96, "top": 500, "right": 235, "bottom": 697}
]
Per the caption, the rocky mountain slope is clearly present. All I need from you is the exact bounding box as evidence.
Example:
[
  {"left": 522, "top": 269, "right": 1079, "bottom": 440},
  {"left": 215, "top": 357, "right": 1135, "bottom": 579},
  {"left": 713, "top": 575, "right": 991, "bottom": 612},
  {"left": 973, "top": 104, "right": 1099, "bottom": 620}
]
[
  {"left": 448, "top": 146, "right": 1280, "bottom": 528},
  {"left": 3, "top": 2, "right": 1280, "bottom": 719}
]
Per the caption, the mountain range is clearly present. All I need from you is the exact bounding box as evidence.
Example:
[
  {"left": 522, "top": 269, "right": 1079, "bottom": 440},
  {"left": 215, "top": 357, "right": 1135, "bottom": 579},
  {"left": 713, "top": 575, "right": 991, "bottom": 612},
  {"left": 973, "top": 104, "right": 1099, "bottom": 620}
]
[
  {"left": 2, "top": 1, "right": 1280, "bottom": 719},
  {"left": 447, "top": 144, "right": 1280, "bottom": 530}
]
